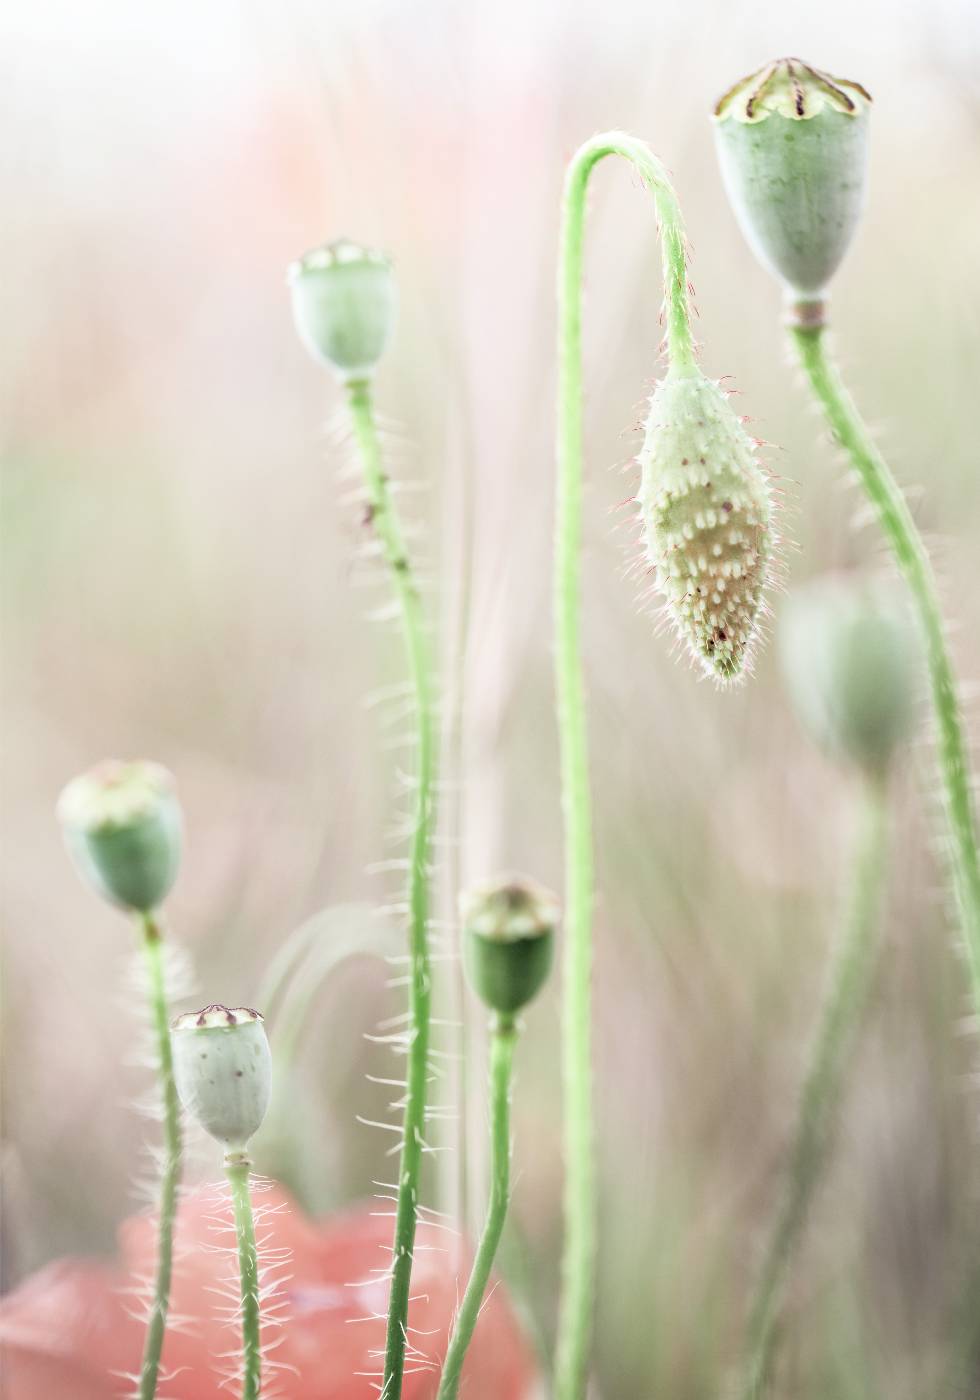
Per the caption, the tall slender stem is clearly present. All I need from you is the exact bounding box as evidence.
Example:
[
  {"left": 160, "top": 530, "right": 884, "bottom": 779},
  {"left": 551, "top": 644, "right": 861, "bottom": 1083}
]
[
  {"left": 554, "top": 132, "right": 696, "bottom": 1400},
  {"left": 740, "top": 775, "right": 889, "bottom": 1398},
  {"left": 436, "top": 1020, "right": 517, "bottom": 1400},
  {"left": 346, "top": 378, "right": 437, "bottom": 1400},
  {"left": 137, "top": 913, "right": 183, "bottom": 1400},
  {"left": 225, "top": 1157, "right": 261, "bottom": 1400},
  {"left": 792, "top": 322, "right": 980, "bottom": 1004}
]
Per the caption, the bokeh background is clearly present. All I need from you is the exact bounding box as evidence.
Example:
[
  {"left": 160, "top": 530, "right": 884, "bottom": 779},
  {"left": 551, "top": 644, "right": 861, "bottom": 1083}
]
[{"left": 3, "top": 0, "right": 980, "bottom": 1395}]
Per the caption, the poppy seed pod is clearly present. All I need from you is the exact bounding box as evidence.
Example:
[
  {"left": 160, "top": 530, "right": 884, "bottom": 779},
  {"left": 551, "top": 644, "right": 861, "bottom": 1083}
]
[
  {"left": 171, "top": 1006, "right": 272, "bottom": 1153},
  {"left": 780, "top": 576, "right": 920, "bottom": 776},
  {"left": 713, "top": 58, "right": 871, "bottom": 301},
  {"left": 638, "top": 368, "right": 774, "bottom": 683},
  {"left": 461, "top": 876, "right": 557, "bottom": 1020},
  {"left": 58, "top": 760, "right": 182, "bottom": 913},
  {"left": 288, "top": 238, "right": 395, "bottom": 382}
]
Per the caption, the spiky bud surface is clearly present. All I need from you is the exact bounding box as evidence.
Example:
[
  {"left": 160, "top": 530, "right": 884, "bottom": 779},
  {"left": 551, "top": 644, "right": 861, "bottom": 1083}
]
[
  {"left": 58, "top": 760, "right": 182, "bottom": 913},
  {"left": 171, "top": 1006, "right": 272, "bottom": 1152},
  {"left": 713, "top": 58, "right": 871, "bottom": 299},
  {"left": 780, "top": 575, "right": 919, "bottom": 776},
  {"left": 289, "top": 238, "right": 395, "bottom": 382},
  {"left": 638, "top": 369, "right": 774, "bottom": 683},
  {"left": 461, "top": 875, "right": 557, "bottom": 1019}
]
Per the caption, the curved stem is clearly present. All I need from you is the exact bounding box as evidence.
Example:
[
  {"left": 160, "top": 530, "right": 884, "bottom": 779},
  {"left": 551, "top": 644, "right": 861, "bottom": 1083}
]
[
  {"left": 554, "top": 131, "right": 695, "bottom": 1400},
  {"left": 792, "top": 324, "right": 980, "bottom": 1005},
  {"left": 225, "top": 1158, "right": 261, "bottom": 1400},
  {"left": 137, "top": 913, "right": 183, "bottom": 1400},
  {"left": 346, "top": 378, "right": 437, "bottom": 1400},
  {"left": 436, "top": 1020, "right": 517, "bottom": 1400},
  {"left": 740, "top": 775, "right": 889, "bottom": 1399}
]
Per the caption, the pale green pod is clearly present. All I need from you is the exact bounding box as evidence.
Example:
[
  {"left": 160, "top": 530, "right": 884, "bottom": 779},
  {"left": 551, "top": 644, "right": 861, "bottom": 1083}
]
[
  {"left": 460, "top": 875, "right": 557, "bottom": 1020},
  {"left": 712, "top": 58, "right": 871, "bottom": 300},
  {"left": 637, "top": 369, "right": 774, "bottom": 683},
  {"left": 58, "top": 760, "right": 182, "bottom": 913},
  {"left": 289, "top": 238, "right": 395, "bottom": 382},
  {"left": 780, "top": 576, "right": 920, "bottom": 776},
  {"left": 171, "top": 1006, "right": 272, "bottom": 1152}
]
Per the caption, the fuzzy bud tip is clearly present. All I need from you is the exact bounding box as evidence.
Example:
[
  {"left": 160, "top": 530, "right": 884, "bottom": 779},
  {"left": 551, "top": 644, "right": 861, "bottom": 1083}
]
[
  {"left": 460, "top": 875, "right": 557, "bottom": 1018},
  {"left": 288, "top": 238, "right": 395, "bottom": 383}
]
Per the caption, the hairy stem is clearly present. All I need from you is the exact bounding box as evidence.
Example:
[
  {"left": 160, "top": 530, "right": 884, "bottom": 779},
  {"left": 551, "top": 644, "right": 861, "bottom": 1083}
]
[
  {"left": 137, "top": 913, "right": 183, "bottom": 1400},
  {"left": 792, "top": 322, "right": 980, "bottom": 1005},
  {"left": 225, "top": 1158, "right": 261, "bottom": 1400},
  {"left": 436, "top": 1020, "right": 517, "bottom": 1400},
  {"left": 554, "top": 131, "right": 696, "bottom": 1400},
  {"left": 346, "top": 378, "right": 437, "bottom": 1400},
  {"left": 740, "top": 775, "right": 889, "bottom": 1399}
]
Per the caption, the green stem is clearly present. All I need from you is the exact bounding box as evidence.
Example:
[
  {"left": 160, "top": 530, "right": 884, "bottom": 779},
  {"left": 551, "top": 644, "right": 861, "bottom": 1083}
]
[
  {"left": 792, "top": 323, "right": 980, "bottom": 1006},
  {"left": 225, "top": 1158, "right": 261, "bottom": 1400},
  {"left": 137, "top": 913, "right": 182, "bottom": 1400},
  {"left": 345, "top": 378, "right": 436, "bottom": 1400},
  {"left": 554, "top": 131, "right": 696, "bottom": 1400},
  {"left": 436, "top": 1020, "right": 517, "bottom": 1400},
  {"left": 740, "top": 775, "right": 889, "bottom": 1399}
]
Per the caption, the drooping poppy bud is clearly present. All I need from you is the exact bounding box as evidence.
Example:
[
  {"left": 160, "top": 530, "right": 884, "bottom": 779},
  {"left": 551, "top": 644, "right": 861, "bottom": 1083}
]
[
  {"left": 58, "top": 761, "right": 182, "bottom": 913},
  {"left": 638, "top": 368, "right": 775, "bottom": 683},
  {"left": 712, "top": 58, "right": 871, "bottom": 301}
]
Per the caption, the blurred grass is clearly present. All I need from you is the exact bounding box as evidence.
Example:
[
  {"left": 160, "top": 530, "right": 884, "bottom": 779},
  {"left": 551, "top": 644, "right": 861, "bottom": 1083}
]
[{"left": 2, "top": 1, "right": 980, "bottom": 1394}]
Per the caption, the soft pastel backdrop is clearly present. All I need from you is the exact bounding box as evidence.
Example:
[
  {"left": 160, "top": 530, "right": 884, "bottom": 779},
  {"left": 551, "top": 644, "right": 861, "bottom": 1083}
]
[{"left": 2, "top": 1, "right": 979, "bottom": 1395}]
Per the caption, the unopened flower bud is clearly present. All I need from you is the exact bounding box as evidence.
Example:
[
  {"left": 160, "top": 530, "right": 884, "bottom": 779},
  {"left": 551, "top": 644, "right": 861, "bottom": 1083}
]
[
  {"left": 288, "top": 239, "right": 395, "bottom": 382},
  {"left": 638, "top": 368, "right": 775, "bottom": 683},
  {"left": 171, "top": 1006, "right": 272, "bottom": 1152},
  {"left": 780, "top": 575, "right": 919, "bottom": 775},
  {"left": 58, "top": 761, "right": 182, "bottom": 913},
  {"left": 461, "top": 875, "right": 557, "bottom": 1019},
  {"left": 713, "top": 58, "right": 871, "bottom": 300}
]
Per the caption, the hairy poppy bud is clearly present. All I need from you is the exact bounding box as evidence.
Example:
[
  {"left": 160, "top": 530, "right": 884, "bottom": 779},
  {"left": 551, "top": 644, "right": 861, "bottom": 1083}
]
[
  {"left": 58, "top": 760, "right": 182, "bottom": 913},
  {"left": 461, "top": 875, "right": 557, "bottom": 1019},
  {"left": 171, "top": 1005, "right": 272, "bottom": 1153},
  {"left": 638, "top": 368, "right": 775, "bottom": 683},
  {"left": 780, "top": 575, "right": 919, "bottom": 776},
  {"left": 712, "top": 58, "right": 871, "bottom": 301},
  {"left": 288, "top": 238, "right": 395, "bottom": 382}
]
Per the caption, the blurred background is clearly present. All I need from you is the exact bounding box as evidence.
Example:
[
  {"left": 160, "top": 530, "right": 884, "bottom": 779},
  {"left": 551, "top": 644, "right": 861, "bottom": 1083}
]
[{"left": 2, "top": 0, "right": 980, "bottom": 1395}]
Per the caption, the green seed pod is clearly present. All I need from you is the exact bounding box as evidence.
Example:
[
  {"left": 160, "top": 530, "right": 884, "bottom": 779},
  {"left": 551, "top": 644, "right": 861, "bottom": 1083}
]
[
  {"left": 171, "top": 1005, "right": 272, "bottom": 1152},
  {"left": 712, "top": 58, "right": 871, "bottom": 300},
  {"left": 57, "top": 760, "right": 182, "bottom": 913},
  {"left": 780, "top": 575, "right": 920, "bottom": 776},
  {"left": 461, "top": 875, "right": 557, "bottom": 1020},
  {"left": 637, "top": 369, "right": 774, "bottom": 683},
  {"left": 288, "top": 238, "right": 395, "bottom": 382}
]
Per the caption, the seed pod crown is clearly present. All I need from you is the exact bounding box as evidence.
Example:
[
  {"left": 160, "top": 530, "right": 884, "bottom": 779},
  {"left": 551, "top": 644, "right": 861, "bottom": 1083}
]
[
  {"left": 171, "top": 1005, "right": 272, "bottom": 1152},
  {"left": 637, "top": 369, "right": 774, "bottom": 683}
]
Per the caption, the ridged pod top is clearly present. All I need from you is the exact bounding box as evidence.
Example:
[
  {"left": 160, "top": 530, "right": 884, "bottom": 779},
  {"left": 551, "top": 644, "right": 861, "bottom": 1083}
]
[
  {"left": 714, "top": 58, "right": 871, "bottom": 124},
  {"left": 638, "top": 370, "right": 774, "bottom": 683}
]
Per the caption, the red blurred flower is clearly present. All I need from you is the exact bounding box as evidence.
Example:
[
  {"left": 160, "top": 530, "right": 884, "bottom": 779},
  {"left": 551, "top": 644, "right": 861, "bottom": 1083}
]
[{"left": 0, "top": 1183, "right": 538, "bottom": 1398}]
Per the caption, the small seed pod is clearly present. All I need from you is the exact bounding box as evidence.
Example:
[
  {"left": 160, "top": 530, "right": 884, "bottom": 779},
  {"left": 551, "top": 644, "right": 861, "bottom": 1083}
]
[
  {"left": 288, "top": 238, "right": 395, "bottom": 382},
  {"left": 712, "top": 58, "right": 871, "bottom": 300},
  {"left": 171, "top": 1006, "right": 272, "bottom": 1152},
  {"left": 461, "top": 876, "right": 557, "bottom": 1019},
  {"left": 58, "top": 760, "right": 182, "bottom": 913},
  {"left": 637, "top": 369, "right": 774, "bottom": 684},
  {"left": 780, "top": 575, "right": 919, "bottom": 776}
]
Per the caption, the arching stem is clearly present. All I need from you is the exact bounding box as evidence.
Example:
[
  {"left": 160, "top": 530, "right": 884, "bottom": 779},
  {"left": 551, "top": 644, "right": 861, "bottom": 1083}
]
[
  {"left": 345, "top": 377, "right": 437, "bottom": 1400},
  {"left": 554, "top": 131, "right": 696, "bottom": 1399}
]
